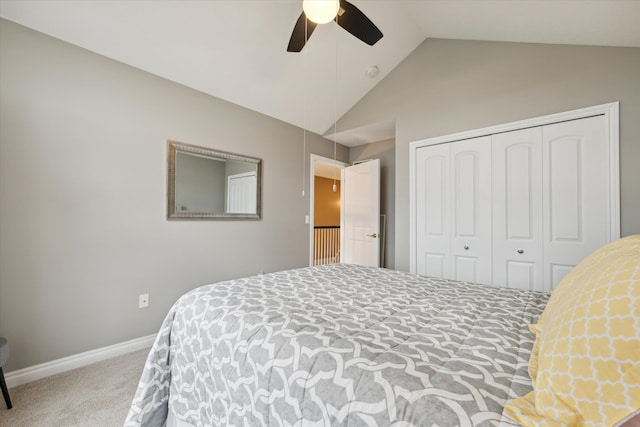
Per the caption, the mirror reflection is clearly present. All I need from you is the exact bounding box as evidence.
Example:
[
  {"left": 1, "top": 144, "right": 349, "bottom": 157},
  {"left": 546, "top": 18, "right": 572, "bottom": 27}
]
[{"left": 167, "top": 141, "right": 261, "bottom": 219}]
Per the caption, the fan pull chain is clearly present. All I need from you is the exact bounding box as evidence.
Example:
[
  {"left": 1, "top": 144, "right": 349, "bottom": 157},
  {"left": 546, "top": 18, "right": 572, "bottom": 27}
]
[
  {"left": 332, "top": 12, "right": 338, "bottom": 192},
  {"left": 301, "top": 16, "right": 308, "bottom": 198}
]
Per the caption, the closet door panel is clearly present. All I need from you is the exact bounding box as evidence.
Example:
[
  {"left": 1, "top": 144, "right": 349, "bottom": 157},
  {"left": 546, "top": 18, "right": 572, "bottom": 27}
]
[
  {"left": 543, "top": 115, "right": 609, "bottom": 288},
  {"left": 416, "top": 144, "right": 450, "bottom": 278},
  {"left": 450, "top": 137, "right": 492, "bottom": 284},
  {"left": 506, "top": 261, "right": 535, "bottom": 290},
  {"left": 492, "top": 128, "right": 544, "bottom": 291}
]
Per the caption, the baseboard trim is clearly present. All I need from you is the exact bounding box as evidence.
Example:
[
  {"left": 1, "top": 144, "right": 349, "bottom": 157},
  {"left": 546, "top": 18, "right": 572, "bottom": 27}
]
[{"left": 5, "top": 334, "right": 156, "bottom": 388}]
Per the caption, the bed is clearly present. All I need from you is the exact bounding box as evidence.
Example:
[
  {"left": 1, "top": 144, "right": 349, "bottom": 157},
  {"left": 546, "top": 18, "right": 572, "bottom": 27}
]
[
  {"left": 127, "top": 235, "right": 640, "bottom": 426},
  {"left": 125, "top": 263, "right": 549, "bottom": 426}
]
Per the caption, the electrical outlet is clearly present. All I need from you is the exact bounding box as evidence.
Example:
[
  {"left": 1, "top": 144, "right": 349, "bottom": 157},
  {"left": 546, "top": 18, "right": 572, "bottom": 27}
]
[{"left": 139, "top": 293, "right": 149, "bottom": 308}]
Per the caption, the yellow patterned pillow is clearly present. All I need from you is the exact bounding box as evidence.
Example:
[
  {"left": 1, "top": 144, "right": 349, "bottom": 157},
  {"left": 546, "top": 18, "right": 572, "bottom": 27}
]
[
  {"left": 505, "top": 235, "right": 640, "bottom": 427},
  {"left": 526, "top": 245, "right": 603, "bottom": 385},
  {"left": 525, "top": 236, "right": 630, "bottom": 385}
]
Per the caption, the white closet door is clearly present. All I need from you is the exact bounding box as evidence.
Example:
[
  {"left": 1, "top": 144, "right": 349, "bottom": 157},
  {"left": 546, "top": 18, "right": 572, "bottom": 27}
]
[
  {"left": 450, "top": 137, "right": 492, "bottom": 284},
  {"left": 492, "top": 127, "right": 544, "bottom": 291},
  {"left": 416, "top": 144, "right": 450, "bottom": 278},
  {"left": 543, "top": 115, "right": 609, "bottom": 288},
  {"left": 411, "top": 104, "right": 617, "bottom": 289}
]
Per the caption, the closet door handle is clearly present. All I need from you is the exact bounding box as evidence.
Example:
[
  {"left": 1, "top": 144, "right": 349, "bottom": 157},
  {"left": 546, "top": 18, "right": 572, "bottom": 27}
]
[
  {"left": 463, "top": 245, "right": 469, "bottom": 250},
  {"left": 517, "top": 249, "right": 524, "bottom": 254}
]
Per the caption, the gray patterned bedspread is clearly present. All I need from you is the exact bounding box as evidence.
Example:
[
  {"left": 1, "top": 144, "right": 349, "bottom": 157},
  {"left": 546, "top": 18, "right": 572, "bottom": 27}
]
[{"left": 125, "top": 264, "right": 548, "bottom": 427}]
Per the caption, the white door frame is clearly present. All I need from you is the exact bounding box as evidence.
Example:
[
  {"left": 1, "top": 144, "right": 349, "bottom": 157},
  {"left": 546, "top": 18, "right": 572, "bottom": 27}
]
[
  {"left": 309, "top": 154, "right": 348, "bottom": 266},
  {"left": 409, "top": 102, "right": 620, "bottom": 274}
]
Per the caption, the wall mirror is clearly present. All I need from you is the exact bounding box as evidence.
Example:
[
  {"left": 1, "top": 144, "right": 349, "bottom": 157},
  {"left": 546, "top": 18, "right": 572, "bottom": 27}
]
[{"left": 167, "top": 140, "right": 262, "bottom": 220}]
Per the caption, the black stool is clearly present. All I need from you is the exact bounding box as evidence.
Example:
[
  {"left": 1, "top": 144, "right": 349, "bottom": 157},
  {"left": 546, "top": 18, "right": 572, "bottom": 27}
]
[{"left": 0, "top": 337, "right": 12, "bottom": 409}]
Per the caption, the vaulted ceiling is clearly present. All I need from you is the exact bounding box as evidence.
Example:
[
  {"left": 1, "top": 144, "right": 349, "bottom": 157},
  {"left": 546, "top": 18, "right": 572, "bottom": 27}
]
[{"left": 1, "top": 0, "right": 639, "bottom": 146}]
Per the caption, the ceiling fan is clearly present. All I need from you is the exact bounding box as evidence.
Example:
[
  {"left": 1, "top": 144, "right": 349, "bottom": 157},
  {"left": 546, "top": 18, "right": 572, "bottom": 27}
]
[{"left": 287, "top": 0, "right": 383, "bottom": 52}]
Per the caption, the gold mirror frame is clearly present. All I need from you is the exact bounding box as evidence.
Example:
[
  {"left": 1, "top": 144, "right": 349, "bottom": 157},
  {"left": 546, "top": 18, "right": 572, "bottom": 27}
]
[{"left": 167, "top": 140, "right": 262, "bottom": 220}]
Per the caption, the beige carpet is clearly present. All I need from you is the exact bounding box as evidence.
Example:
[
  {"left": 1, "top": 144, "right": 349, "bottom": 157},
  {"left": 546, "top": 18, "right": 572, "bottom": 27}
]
[{"left": 0, "top": 348, "right": 149, "bottom": 427}]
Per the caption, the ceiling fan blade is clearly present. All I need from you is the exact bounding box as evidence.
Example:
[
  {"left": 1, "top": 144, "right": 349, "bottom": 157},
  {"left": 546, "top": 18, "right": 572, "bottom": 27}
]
[
  {"left": 287, "top": 12, "right": 318, "bottom": 52},
  {"left": 337, "top": 0, "right": 383, "bottom": 46}
]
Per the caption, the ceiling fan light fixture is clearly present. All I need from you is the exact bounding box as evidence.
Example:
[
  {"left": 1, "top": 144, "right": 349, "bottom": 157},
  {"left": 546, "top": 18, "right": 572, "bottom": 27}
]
[{"left": 302, "top": 0, "right": 340, "bottom": 24}]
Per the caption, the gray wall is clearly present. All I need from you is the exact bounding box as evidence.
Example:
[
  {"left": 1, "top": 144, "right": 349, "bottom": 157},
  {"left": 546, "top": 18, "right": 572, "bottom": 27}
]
[
  {"left": 337, "top": 38, "right": 640, "bottom": 272},
  {"left": 349, "top": 139, "right": 395, "bottom": 269},
  {"left": 0, "top": 19, "right": 348, "bottom": 371}
]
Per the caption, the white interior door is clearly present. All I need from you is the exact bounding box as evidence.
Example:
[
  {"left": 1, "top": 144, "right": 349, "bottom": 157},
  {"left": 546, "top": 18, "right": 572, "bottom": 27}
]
[
  {"left": 226, "top": 172, "right": 256, "bottom": 214},
  {"left": 410, "top": 103, "right": 619, "bottom": 289},
  {"left": 542, "top": 115, "right": 610, "bottom": 288},
  {"left": 415, "top": 144, "right": 450, "bottom": 278},
  {"left": 492, "top": 127, "right": 544, "bottom": 291},
  {"left": 340, "top": 159, "right": 380, "bottom": 267},
  {"left": 450, "top": 137, "right": 492, "bottom": 284},
  {"left": 415, "top": 138, "right": 491, "bottom": 283}
]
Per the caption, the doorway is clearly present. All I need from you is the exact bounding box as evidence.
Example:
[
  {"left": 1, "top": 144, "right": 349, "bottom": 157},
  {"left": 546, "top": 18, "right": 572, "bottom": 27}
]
[{"left": 309, "top": 155, "right": 347, "bottom": 266}]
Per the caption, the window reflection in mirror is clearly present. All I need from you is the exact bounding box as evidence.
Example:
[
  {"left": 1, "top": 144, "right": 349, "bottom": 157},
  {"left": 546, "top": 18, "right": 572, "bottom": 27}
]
[{"left": 167, "top": 141, "right": 261, "bottom": 219}]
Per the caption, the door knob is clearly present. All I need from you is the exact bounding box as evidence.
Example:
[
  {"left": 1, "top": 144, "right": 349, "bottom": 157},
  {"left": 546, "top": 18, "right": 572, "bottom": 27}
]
[
  {"left": 463, "top": 245, "right": 469, "bottom": 250},
  {"left": 367, "top": 233, "right": 378, "bottom": 238},
  {"left": 517, "top": 249, "right": 524, "bottom": 254}
]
